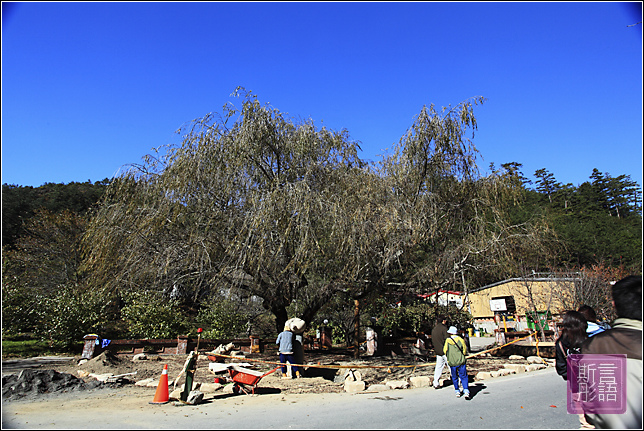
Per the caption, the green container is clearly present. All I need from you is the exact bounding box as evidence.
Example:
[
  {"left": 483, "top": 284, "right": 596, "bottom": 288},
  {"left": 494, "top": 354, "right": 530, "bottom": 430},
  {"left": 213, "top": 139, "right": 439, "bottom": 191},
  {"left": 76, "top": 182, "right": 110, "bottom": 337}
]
[{"left": 526, "top": 310, "right": 551, "bottom": 330}]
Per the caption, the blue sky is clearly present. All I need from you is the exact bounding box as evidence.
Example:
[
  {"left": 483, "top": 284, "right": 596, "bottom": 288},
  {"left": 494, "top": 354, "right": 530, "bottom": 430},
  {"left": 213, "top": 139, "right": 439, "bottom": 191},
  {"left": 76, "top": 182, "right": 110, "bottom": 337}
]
[{"left": 2, "top": 2, "right": 642, "bottom": 190}]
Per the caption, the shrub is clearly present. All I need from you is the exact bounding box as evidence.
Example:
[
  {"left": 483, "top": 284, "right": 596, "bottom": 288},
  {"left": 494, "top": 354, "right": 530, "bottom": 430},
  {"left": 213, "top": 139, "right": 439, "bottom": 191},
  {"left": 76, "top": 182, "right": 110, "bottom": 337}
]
[
  {"left": 195, "top": 298, "right": 249, "bottom": 339},
  {"left": 120, "top": 291, "right": 189, "bottom": 339},
  {"left": 34, "top": 285, "right": 112, "bottom": 348}
]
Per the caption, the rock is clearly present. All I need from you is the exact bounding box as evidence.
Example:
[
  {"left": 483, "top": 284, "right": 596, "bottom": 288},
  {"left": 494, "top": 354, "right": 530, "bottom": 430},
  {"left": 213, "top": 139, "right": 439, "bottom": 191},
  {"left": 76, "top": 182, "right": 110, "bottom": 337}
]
[
  {"left": 526, "top": 364, "right": 547, "bottom": 372},
  {"left": 222, "top": 384, "right": 235, "bottom": 394},
  {"left": 498, "top": 368, "right": 516, "bottom": 376},
  {"left": 169, "top": 388, "right": 182, "bottom": 399},
  {"left": 145, "top": 379, "right": 174, "bottom": 388},
  {"left": 343, "top": 370, "right": 362, "bottom": 382},
  {"left": 199, "top": 383, "right": 222, "bottom": 393},
  {"left": 77, "top": 359, "right": 88, "bottom": 366},
  {"left": 503, "top": 364, "right": 527, "bottom": 373},
  {"left": 475, "top": 371, "right": 492, "bottom": 380},
  {"left": 135, "top": 378, "right": 155, "bottom": 387},
  {"left": 527, "top": 356, "right": 545, "bottom": 364},
  {"left": 508, "top": 355, "right": 525, "bottom": 360},
  {"left": 132, "top": 353, "right": 147, "bottom": 362},
  {"left": 367, "top": 384, "right": 390, "bottom": 392},
  {"left": 174, "top": 382, "right": 201, "bottom": 391},
  {"left": 77, "top": 370, "right": 90, "bottom": 378},
  {"left": 409, "top": 376, "right": 431, "bottom": 388},
  {"left": 385, "top": 380, "right": 409, "bottom": 390},
  {"left": 490, "top": 371, "right": 502, "bottom": 378},
  {"left": 186, "top": 390, "right": 204, "bottom": 405},
  {"left": 344, "top": 380, "right": 365, "bottom": 393}
]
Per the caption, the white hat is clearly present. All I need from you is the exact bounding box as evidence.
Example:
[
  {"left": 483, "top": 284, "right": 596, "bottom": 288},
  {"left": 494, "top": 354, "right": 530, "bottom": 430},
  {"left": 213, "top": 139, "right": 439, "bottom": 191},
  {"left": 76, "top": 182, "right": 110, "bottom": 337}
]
[{"left": 447, "top": 326, "right": 458, "bottom": 335}]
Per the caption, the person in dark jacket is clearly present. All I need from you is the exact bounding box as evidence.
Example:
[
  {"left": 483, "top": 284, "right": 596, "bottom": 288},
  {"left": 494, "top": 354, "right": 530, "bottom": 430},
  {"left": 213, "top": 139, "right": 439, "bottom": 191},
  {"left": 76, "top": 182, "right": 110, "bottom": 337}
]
[
  {"left": 555, "top": 310, "right": 588, "bottom": 380},
  {"left": 431, "top": 315, "right": 449, "bottom": 389},
  {"left": 581, "top": 275, "right": 642, "bottom": 429}
]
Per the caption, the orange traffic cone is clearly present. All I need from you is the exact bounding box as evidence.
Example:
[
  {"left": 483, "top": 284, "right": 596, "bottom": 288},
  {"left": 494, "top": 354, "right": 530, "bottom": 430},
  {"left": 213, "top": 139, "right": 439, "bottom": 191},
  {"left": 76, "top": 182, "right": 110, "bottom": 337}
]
[{"left": 149, "top": 364, "right": 170, "bottom": 404}]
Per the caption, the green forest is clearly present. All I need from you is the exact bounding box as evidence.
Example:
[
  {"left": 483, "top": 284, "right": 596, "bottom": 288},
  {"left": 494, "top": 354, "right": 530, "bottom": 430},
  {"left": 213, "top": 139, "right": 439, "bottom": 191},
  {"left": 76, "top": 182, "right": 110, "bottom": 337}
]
[{"left": 2, "top": 90, "right": 641, "bottom": 349}]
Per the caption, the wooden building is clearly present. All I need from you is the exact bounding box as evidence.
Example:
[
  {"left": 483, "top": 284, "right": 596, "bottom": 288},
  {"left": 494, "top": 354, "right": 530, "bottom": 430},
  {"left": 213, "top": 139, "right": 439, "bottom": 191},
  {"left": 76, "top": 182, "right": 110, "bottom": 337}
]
[{"left": 466, "top": 275, "right": 579, "bottom": 334}]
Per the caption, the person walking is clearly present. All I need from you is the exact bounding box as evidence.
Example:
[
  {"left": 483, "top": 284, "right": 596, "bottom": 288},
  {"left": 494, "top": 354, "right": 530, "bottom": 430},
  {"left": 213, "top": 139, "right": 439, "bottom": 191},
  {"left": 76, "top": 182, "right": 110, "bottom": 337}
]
[
  {"left": 444, "top": 326, "right": 470, "bottom": 399},
  {"left": 276, "top": 325, "right": 300, "bottom": 379},
  {"left": 431, "top": 315, "right": 449, "bottom": 389},
  {"left": 554, "top": 311, "right": 588, "bottom": 381},
  {"left": 554, "top": 310, "right": 591, "bottom": 428},
  {"left": 581, "top": 275, "right": 642, "bottom": 429},
  {"left": 577, "top": 305, "right": 608, "bottom": 337}
]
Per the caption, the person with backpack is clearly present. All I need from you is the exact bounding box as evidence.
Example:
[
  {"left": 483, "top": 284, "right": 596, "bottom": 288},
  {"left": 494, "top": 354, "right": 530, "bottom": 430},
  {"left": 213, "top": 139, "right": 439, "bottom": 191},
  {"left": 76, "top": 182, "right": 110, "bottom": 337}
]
[{"left": 443, "top": 326, "right": 470, "bottom": 399}]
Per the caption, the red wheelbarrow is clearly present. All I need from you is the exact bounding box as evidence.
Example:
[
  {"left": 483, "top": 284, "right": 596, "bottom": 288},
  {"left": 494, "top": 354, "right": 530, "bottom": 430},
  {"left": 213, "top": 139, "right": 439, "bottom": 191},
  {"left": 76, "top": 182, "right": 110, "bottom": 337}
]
[{"left": 228, "top": 365, "right": 281, "bottom": 395}]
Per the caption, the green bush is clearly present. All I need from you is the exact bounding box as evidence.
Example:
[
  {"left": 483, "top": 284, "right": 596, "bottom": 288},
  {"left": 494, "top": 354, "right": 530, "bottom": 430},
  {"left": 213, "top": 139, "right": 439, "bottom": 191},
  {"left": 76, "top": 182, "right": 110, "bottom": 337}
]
[
  {"left": 34, "top": 285, "right": 112, "bottom": 348},
  {"left": 120, "top": 291, "right": 189, "bottom": 339},
  {"left": 1, "top": 284, "right": 40, "bottom": 336},
  {"left": 195, "top": 298, "right": 249, "bottom": 339}
]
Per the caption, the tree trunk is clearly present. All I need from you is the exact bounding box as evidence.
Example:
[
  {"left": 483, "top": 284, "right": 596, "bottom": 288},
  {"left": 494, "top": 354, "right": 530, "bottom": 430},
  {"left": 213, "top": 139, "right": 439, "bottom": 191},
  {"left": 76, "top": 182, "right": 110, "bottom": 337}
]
[{"left": 272, "top": 306, "right": 289, "bottom": 333}]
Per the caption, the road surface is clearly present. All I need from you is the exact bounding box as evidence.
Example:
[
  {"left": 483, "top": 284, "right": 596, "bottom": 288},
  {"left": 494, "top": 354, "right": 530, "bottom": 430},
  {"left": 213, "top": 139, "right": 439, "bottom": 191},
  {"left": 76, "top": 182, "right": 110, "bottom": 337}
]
[{"left": 2, "top": 367, "right": 580, "bottom": 429}]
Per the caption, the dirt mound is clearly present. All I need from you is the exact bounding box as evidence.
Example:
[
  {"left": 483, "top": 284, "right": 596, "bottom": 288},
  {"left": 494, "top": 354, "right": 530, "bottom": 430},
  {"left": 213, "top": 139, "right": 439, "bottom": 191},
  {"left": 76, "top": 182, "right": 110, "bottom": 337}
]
[
  {"left": 78, "top": 350, "right": 138, "bottom": 376},
  {"left": 2, "top": 369, "right": 102, "bottom": 401}
]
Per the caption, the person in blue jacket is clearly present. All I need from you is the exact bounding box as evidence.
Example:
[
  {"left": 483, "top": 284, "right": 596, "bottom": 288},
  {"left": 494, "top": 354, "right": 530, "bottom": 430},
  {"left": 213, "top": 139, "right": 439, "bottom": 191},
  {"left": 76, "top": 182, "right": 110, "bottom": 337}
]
[
  {"left": 577, "top": 305, "right": 609, "bottom": 337},
  {"left": 276, "top": 325, "right": 300, "bottom": 379}
]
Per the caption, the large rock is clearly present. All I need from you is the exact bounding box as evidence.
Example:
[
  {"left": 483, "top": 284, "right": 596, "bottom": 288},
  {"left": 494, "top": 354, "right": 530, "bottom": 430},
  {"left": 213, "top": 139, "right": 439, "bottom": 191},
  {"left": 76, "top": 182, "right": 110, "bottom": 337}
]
[
  {"left": 526, "top": 363, "right": 547, "bottom": 372},
  {"left": 526, "top": 356, "right": 545, "bottom": 364},
  {"left": 498, "top": 368, "right": 516, "bottom": 376},
  {"left": 135, "top": 378, "right": 155, "bottom": 387},
  {"left": 343, "top": 370, "right": 362, "bottom": 382},
  {"left": 386, "top": 380, "right": 409, "bottom": 390},
  {"left": 409, "top": 376, "right": 431, "bottom": 388},
  {"left": 503, "top": 364, "right": 527, "bottom": 373},
  {"left": 344, "top": 380, "right": 365, "bottom": 393},
  {"left": 475, "top": 371, "right": 492, "bottom": 380},
  {"left": 199, "top": 383, "right": 222, "bottom": 393},
  {"left": 186, "top": 390, "right": 204, "bottom": 405},
  {"left": 508, "top": 355, "right": 525, "bottom": 360},
  {"left": 132, "top": 353, "right": 147, "bottom": 362}
]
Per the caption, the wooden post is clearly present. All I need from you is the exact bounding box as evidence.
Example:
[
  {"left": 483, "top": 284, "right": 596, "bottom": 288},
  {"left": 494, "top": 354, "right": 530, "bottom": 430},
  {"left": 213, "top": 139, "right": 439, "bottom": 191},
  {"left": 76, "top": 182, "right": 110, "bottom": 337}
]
[{"left": 354, "top": 299, "right": 360, "bottom": 359}]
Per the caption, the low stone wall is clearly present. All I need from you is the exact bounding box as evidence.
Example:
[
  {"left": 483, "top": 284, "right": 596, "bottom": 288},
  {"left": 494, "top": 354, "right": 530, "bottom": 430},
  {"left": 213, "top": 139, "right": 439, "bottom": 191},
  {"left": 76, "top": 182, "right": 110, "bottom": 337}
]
[{"left": 81, "top": 335, "right": 265, "bottom": 360}]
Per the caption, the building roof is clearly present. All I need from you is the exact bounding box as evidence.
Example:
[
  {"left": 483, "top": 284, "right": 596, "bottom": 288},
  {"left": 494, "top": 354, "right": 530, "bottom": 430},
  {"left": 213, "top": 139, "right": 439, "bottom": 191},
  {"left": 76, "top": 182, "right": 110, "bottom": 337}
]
[{"left": 469, "top": 273, "right": 581, "bottom": 294}]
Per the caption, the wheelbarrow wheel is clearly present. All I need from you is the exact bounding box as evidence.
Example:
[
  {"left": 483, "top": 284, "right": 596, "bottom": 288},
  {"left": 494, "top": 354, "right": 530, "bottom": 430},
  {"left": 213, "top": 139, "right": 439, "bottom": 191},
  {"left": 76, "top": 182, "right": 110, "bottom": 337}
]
[{"left": 232, "top": 383, "right": 242, "bottom": 395}]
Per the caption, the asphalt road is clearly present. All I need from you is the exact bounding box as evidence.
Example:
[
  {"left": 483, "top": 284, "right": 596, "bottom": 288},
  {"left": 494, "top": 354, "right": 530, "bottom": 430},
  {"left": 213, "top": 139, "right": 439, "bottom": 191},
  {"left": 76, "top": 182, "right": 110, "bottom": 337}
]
[{"left": 3, "top": 367, "right": 580, "bottom": 429}]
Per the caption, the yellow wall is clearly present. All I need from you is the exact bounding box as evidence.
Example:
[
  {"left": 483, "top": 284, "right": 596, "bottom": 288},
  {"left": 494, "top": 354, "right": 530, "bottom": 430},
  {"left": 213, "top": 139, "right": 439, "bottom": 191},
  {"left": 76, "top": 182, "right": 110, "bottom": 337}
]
[{"left": 467, "top": 279, "right": 573, "bottom": 319}]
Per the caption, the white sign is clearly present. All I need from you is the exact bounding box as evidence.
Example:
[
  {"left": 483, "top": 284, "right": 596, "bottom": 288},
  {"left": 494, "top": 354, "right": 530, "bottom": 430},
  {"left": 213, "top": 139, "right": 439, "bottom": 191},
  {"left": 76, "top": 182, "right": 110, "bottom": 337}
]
[{"left": 490, "top": 298, "right": 507, "bottom": 312}]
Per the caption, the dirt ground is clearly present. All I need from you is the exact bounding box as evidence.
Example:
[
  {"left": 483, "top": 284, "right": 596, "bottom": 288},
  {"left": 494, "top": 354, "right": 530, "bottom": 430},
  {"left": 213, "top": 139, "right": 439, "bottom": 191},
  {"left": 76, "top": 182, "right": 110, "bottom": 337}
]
[{"left": 2, "top": 343, "right": 547, "bottom": 402}]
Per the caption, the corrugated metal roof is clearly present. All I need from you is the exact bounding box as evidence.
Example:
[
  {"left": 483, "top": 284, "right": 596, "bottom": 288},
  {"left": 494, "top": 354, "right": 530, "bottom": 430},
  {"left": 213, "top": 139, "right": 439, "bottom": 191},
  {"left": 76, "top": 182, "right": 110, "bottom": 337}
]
[{"left": 470, "top": 274, "right": 581, "bottom": 294}]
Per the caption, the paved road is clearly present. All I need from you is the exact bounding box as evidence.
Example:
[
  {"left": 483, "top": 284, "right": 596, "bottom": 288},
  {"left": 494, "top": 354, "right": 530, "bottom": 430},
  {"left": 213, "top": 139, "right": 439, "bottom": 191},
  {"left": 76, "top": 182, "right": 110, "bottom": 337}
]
[{"left": 3, "top": 367, "right": 579, "bottom": 429}]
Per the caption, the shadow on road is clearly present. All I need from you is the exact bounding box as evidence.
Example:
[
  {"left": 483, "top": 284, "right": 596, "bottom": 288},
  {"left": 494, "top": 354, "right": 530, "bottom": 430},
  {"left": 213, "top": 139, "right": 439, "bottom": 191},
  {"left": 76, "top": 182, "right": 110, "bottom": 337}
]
[{"left": 466, "top": 382, "right": 487, "bottom": 400}]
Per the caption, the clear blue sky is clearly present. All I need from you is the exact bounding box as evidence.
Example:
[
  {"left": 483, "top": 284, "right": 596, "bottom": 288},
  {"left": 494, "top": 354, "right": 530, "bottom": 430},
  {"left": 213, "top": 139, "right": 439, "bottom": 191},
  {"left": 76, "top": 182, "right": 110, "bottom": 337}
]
[{"left": 2, "top": 2, "right": 642, "bottom": 189}]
